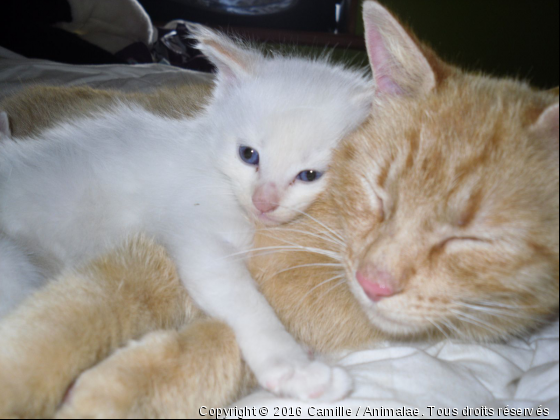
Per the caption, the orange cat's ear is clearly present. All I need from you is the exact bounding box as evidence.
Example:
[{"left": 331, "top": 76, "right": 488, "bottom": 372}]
[
  {"left": 532, "top": 102, "right": 559, "bottom": 157},
  {"left": 362, "top": 1, "right": 436, "bottom": 97},
  {"left": 186, "top": 23, "right": 262, "bottom": 85}
]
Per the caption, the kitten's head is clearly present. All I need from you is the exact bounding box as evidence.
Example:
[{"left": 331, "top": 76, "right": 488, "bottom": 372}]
[
  {"left": 187, "top": 24, "right": 373, "bottom": 225},
  {"left": 330, "top": 1, "right": 559, "bottom": 341}
]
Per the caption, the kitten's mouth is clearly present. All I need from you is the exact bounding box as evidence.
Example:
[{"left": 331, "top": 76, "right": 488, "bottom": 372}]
[
  {"left": 246, "top": 205, "right": 282, "bottom": 225},
  {"left": 257, "top": 212, "right": 282, "bottom": 226}
]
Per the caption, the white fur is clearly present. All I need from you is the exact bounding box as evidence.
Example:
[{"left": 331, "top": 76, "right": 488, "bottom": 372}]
[
  {"left": 0, "top": 235, "right": 43, "bottom": 319},
  {"left": 0, "top": 27, "right": 372, "bottom": 401}
]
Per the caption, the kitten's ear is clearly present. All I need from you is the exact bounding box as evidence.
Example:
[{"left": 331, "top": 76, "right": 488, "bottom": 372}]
[
  {"left": 362, "top": 1, "right": 436, "bottom": 97},
  {"left": 532, "top": 102, "right": 559, "bottom": 156},
  {"left": 186, "top": 23, "right": 262, "bottom": 85}
]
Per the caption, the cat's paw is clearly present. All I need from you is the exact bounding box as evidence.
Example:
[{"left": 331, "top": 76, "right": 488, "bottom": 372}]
[
  {"left": 259, "top": 360, "right": 353, "bottom": 402},
  {"left": 0, "top": 355, "right": 60, "bottom": 419},
  {"left": 55, "top": 331, "right": 176, "bottom": 419},
  {"left": 54, "top": 360, "right": 136, "bottom": 419},
  {"left": 0, "top": 373, "right": 20, "bottom": 419}
]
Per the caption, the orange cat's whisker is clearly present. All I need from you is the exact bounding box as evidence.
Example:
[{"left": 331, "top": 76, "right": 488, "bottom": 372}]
[
  {"left": 456, "top": 302, "right": 546, "bottom": 322},
  {"left": 461, "top": 298, "right": 544, "bottom": 311},
  {"left": 449, "top": 309, "right": 504, "bottom": 337},
  {"left": 439, "top": 318, "right": 468, "bottom": 341},
  {"left": 427, "top": 318, "right": 452, "bottom": 340}
]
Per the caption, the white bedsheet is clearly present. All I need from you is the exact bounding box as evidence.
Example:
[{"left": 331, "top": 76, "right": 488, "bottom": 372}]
[
  {"left": 235, "top": 320, "right": 559, "bottom": 418},
  {"left": 0, "top": 52, "right": 558, "bottom": 419},
  {"left": 0, "top": 47, "right": 212, "bottom": 100}
]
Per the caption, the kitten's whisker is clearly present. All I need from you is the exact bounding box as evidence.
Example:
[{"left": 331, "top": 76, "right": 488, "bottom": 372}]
[
  {"left": 271, "top": 262, "right": 344, "bottom": 278},
  {"left": 301, "top": 222, "right": 345, "bottom": 246},
  {"left": 296, "top": 274, "right": 345, "bottom": 308},
  {"left": 220, "top": 247, "right": 295, "bottom": 263},
  {"left": 224, "top": 246, "right": 313, "bottom": 259},
  {"left": 314, "top": 280, "right": 347, "bottom": 306},
  {"left": 229, "top": 249, "right": 342, "bottom": 264},
  {"left": 258, "top": 227, "right": 342, "bottom": 248},
  {"left": 273, "top": 205, "right": 345, "bottom": 244},
  {"left": 257, "top": 232, "right": 342, "bottom": 261},
  {"left": 222, "top": 245, "right": 342, "bottom": 263}
]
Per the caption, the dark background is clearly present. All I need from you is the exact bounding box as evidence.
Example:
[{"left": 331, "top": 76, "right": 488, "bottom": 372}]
[
  {"left": 0, "top": 1, "right": 558, "bottom": 89},
  {"left": 139, "top": 0, "right": 559, "bottom": 89},
  {"left": 376, "top": 0, "right": 559, "bottom": 89}
]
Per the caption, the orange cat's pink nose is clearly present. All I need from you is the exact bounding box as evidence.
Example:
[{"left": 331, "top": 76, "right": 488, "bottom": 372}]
[
  {"left": 253, "top": 183, "right": 280, "bottom": 214},
  {"left": 356, "top": 269, "right": 397, "bottom": 302}
]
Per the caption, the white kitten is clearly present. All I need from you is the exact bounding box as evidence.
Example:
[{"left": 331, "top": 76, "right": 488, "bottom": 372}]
[{"left": 0, "top": 25, "right": 372, "bottom": 400}]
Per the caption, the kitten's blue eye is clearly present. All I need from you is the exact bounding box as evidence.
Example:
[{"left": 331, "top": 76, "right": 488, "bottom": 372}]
[
  {"left": 239, "top": 146, "right": 259, "bottom": 166},
  {"left": 297, "top": 170, "right": 323, "bottom": 182}
]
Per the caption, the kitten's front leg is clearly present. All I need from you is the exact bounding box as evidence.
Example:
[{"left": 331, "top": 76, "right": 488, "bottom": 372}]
[{"left": 174, "top": 239, "right": 353, "bottom": 402}]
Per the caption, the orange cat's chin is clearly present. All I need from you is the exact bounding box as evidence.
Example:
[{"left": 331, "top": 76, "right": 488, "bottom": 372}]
[{"left": 347, "top": 280, "right": 434, "bottom": 337}]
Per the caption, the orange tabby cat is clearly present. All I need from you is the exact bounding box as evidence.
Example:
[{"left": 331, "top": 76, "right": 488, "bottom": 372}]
[{"left": 0, "top": 1, "right": 557, "bottom": 418}]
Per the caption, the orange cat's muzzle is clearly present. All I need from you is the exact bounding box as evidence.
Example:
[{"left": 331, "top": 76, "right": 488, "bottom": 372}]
[{"left": 356, "top": 267, "right": 399, "bottom": 302}]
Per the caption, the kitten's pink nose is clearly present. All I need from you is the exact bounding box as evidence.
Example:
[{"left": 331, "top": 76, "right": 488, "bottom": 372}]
[
  {"left": 356, "top": 267, "right": 397, "bottom": 302},
  {"left": 253, "top": 183, "right": 280, "bottom": 214}
]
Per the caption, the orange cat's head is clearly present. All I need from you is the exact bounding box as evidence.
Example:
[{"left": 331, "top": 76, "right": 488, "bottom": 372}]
[{"left": 331, "top": 2, "right": 559, "bottom": 341}]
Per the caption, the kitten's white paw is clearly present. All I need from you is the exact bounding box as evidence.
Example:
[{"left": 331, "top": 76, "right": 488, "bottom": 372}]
[{"left": 259, "top": 360, "right": 353, "bottom": 402}]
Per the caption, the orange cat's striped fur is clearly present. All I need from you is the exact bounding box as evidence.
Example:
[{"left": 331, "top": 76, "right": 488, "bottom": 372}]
[{"left": 0, "top": 2, "right": 558, "bottom": 418}]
